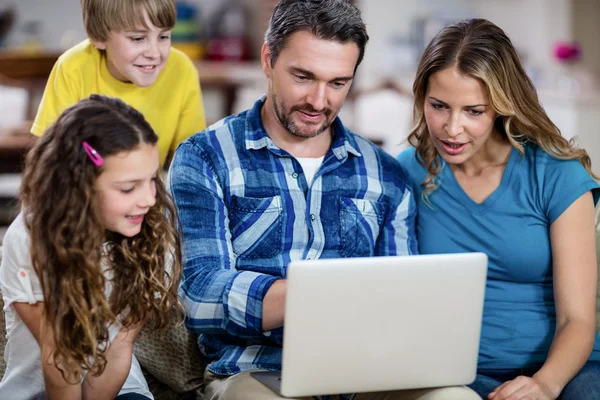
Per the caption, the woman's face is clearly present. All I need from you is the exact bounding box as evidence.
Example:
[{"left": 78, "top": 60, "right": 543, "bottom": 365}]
[{"left": 424, "top": 67, "right": 499, "bottom": 165}]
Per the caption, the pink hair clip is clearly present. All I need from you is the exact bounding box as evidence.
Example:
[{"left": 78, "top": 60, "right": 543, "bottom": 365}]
[{"left": 82, "top": 141, "right": 104, "bottom": 167}]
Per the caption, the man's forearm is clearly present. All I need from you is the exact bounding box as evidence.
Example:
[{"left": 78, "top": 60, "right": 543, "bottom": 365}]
[{"left": 262, "top": 279, "right": 287, "bottom": 331}]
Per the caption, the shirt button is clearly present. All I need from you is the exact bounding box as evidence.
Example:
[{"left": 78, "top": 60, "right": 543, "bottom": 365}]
[
  {"left": 310, "top": 214, "right": 316, "bottom": 221},
  {"left": 292, "top": 172, "right": 299, "bottom": 179}
]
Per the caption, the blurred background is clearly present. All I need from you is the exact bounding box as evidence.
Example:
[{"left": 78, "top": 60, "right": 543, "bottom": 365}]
[{"left": 0, "top": 0, "right": 599, "bottom": 239}]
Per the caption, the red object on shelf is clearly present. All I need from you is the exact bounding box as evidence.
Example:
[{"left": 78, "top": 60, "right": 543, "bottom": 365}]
[
  {"left": 207, "top": 36, "right": 250, "bottom": 62},
  {"left": 206, "top": 0, "right": 251, "bottom": 62}
]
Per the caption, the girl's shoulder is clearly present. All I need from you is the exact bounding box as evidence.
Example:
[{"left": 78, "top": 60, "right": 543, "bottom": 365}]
[{"left": 1, "top": 213, "right": 31, "bottom": 263}]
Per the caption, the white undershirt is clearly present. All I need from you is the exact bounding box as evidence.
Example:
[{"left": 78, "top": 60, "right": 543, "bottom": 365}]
[{"left": 295, "top": 156, "right": 325, "bottom": 186}]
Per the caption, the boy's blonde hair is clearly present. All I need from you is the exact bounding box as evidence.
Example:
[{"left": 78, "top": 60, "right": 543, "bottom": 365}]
[{"left": 81, "top": 0, "right": 176, "bottom": 42}]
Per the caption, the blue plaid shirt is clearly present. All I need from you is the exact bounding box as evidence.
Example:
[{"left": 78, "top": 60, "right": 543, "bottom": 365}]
[{"left": 169, "top": 97, "right": 418, "bottom": 378}]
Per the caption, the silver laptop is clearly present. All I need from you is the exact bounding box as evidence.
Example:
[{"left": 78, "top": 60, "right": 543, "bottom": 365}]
[{"left": 252, "top": 253, "right": 488, "bottom": 397}]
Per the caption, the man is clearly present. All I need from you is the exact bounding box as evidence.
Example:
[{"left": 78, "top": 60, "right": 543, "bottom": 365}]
[{"left": 170, "top": 1, "right": 478, "bottom": 398}]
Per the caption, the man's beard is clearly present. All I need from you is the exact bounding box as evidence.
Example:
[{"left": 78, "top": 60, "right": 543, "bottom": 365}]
[{"left": 273, "top": 93, "right": 333, "bottom": 139}]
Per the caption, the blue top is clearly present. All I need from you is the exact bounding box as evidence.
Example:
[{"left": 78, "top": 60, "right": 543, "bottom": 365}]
[
  {"left": 170, "top": 97, "right": 418, "bottom": 375},
  {"left": 397, "top": 144, "right": 600, "bottom": 370}
]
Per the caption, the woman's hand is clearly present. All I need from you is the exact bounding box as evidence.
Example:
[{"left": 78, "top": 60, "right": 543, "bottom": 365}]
[{"left": 489, "top": 375, "right": 558, "bottom": 400}]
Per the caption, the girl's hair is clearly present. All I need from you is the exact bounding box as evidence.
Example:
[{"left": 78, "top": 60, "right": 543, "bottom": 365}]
[
  {"left": 20, "top": 94, "right": 183, "bottom": 380},
  {"left": 407, "top": 18, "right": 598, "bottom": 197},
  {"left": 81, "top": 0, "right": 176, "bottom": 42}
]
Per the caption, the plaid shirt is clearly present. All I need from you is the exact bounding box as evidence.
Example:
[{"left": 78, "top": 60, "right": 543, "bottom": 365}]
[{"left": 169, "top": 97, "right": 417, "bottom": 381}]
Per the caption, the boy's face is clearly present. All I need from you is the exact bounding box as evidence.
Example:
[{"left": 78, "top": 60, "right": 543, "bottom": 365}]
[{"left": 93, "top": 13, "right": 171, "bottom": 87}]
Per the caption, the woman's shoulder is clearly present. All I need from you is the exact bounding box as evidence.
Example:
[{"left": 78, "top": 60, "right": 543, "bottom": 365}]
[
  {"left": 396, "top": 147, "right": 428, "bottom": 183},
  {"left": 519, "top": 142, "right": 599, "bottom": 219},
  {"left": 396, "top": 146, "right": 417, "bottom": 165},
  {"left": 396, "top": 147, "right": 426, "bottom": 173},
  {"left": 520, "top": 142, "right": 594, "bottom": 179}
]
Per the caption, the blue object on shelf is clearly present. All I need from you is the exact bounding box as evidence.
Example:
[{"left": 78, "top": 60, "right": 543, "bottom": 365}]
[{"left": 176, "top": 1, "right": 197, "bottom": 21}]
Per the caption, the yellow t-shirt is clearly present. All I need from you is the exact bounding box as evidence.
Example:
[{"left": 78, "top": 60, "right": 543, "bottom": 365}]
[{"left": 32, "top": 40, "right": 206, "bottom": 165}]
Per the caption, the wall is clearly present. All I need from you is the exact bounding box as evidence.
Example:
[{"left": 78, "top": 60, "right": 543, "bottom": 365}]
[
  {"left": 356, "top": 0, "right": 578, "bottom": 88},
  {"left": 0, "top": 0, "right": 585, "bottom": 75},
  {"left": 573, "top": 0, "right": 600, "bottom": 74},
  {"left": 0, "top": 0, "right": 85, "bottom": 50},
  {"left": 0, "top": 0, "right": 269, "bottom": 55}
]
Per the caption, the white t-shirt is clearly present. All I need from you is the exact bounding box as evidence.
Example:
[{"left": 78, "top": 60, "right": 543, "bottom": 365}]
[
  {"left": 0, "top": 213, "right": 153, "bottom": 399},
  {"left": 295, "top": 156, "right": 325, "bottom": 186}
]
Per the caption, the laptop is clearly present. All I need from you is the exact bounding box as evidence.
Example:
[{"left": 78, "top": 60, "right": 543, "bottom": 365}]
[{"left": 251, "top": 252, "right": 488, "bottom": 397}]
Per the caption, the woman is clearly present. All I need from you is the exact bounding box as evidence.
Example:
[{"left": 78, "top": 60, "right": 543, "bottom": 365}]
[{"left": 397, "top": 19, "right": 600, "bottom": 400}]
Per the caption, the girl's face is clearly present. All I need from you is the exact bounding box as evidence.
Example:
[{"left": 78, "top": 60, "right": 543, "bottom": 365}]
[
  {"left": 94, "top": 143, "right": 159, "bottom": 237},
  {"left": 424, "top": 67, "right": 499, "bottom": 166}
]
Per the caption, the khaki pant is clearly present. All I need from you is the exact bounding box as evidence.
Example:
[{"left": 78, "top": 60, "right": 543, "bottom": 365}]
[{"left": 204, "top": 370, "right": 480, "bottom": 400}]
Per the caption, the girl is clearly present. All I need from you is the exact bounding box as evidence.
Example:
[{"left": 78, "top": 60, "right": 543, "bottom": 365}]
[
  {"left": 398, "top": 19, "right": 600, "bottom": 400},
  {"left": 0, "top": 94, "right": 183, "bottom": 399}
]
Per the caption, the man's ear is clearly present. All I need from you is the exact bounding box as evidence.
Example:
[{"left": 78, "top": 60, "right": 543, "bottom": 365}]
[
  {"left": 261, "top": 42, "right": 273, "bottom": 78},
  {"left": 91, "top": 39, "right": 107, "bottom": 50}
]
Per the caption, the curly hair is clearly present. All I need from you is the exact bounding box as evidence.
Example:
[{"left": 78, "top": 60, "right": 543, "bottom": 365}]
[
  {"left": 407, "top": 18, "right": 598, "bottom": 199},
  {"left": 20, "top": 94, "right": 183, "bottom": 381}
]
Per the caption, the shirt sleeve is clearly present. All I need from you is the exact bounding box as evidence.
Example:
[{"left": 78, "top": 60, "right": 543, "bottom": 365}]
[
  {"left": 169, "top": 141, "right": 277, "bottom": 339},
  {"left": 169, "top": 59, "right": 207, "bottom": 155},
  {"left": 31, "top": 58, "right": 81, "bottom": 136},
  {"left": 0, "top": 215, "right": 44, "bottom": 307},
  {"left": 540, "top": 153, "right": 600, "bottom": 224}
]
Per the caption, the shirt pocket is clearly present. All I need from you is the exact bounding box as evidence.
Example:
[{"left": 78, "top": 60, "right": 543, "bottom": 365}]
[
  {"left": 339, "top": 197, "right": 385, "bottom": 257},
  {"left": 229, "top": 195, "right": 283, "bottom": 259}
]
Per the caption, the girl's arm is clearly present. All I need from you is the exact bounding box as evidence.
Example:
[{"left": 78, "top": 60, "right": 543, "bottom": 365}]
[
  {"left": 13, "top": 302, "right": 82, "bottom": 400},
  {"left": 81, "top": 322, "right": 146, "bottom": 400},
  {"left": 491, "top": 191, "right": 597, "bottom": 400}
]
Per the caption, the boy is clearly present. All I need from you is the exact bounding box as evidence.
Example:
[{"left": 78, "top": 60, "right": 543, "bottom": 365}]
[{"left": 32, "top": 0, "right": 206, "bottom": 165}]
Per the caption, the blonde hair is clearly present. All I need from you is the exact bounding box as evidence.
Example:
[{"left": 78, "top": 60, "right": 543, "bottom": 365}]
[
  {"left": 81, "top": 0, "right": 176, "bottom": 42},
  {"left": 407, "top": 18, "right": 598, "bottom": 198}
]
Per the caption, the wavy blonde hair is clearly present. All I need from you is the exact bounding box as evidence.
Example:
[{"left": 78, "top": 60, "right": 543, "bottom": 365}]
[
  {"left": 407, "top": 18, "right": 598, "bottom": 198},
  {"left": 20, "top": 95, "right": 183, "bottom": 381}
]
